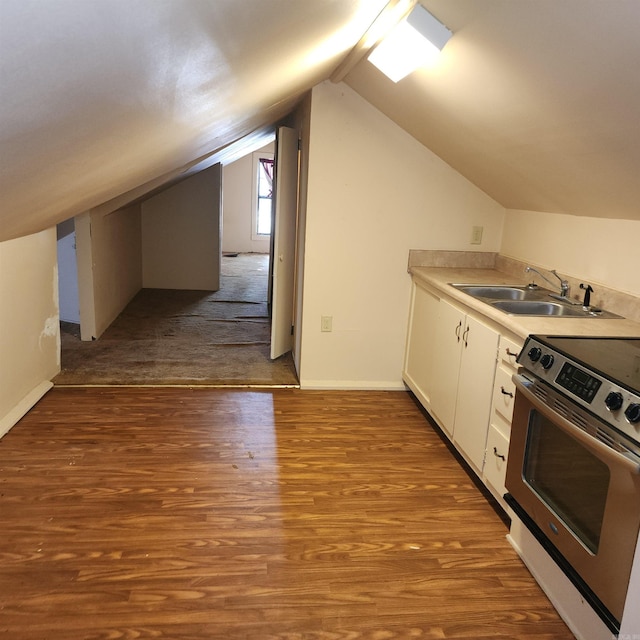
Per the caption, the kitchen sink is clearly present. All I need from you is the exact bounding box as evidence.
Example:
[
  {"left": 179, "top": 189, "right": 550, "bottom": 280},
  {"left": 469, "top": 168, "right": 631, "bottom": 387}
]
[
  {"left": 455, "top": 285, "right": 531, "bottom": 300},
  {"left": 450, "top": 283, "right": 622, "bottom": 318},
  {"left": 490, "top": 300, "right": 588, "bottom": 316}
]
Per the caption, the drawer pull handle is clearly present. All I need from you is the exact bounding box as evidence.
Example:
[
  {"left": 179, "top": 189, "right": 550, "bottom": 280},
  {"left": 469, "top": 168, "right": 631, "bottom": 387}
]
[
  {"left": 493, "top": 447, "right": 506, "bottom": 461},
  {"left": 500, "top": 386, "right": 514, "bottom": 398},
  {"left": 506, "top": 348, "right": 519, "bottom": 357},
  {"left": 455, "top": 321, "right": 462, "bottom": 341}
]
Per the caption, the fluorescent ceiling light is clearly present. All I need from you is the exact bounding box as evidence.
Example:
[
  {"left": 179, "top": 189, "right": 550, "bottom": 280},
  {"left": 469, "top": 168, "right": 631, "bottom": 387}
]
[{"left": 368, "top": 4, "right": 452, "bottom": 82}]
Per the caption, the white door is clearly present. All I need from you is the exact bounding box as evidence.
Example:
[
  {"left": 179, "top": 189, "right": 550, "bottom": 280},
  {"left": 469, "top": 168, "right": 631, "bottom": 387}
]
[
  {"left": 57, "top": 222, "right": 80, "bottom": 324},
  {"left": 270, "top": 126, "right": 299, "bottom": 360}
]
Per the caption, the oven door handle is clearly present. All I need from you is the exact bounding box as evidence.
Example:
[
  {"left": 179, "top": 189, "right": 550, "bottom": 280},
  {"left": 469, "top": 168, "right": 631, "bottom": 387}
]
[{"left": 513, "top": 374, "right": 640, "bottom": 475}]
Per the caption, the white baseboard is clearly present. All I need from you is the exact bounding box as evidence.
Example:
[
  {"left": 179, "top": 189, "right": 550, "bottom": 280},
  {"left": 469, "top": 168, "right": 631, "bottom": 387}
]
[{"left": 0, "top": 381, "right": 53, "bottom": 439}]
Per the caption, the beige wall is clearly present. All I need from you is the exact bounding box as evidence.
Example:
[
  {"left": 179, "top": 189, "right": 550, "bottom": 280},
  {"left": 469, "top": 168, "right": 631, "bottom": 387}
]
[
  {"left": 298, "top": 81, "right": 505, "bottom": 388},
  {"left": 75, "top": 204, "right": 142, "bottom": 340},
  {"left": 222, "top": 143, "right": 273, "bottom": 254},
  {"left": 501, "top": 209, "right": 640, "bottom": 297},
  {"left": 142, "top": 165, "right": 222, "bottom": 290},
  {"left": 0, "top": 229, "right": 60, "bottom": 436}
]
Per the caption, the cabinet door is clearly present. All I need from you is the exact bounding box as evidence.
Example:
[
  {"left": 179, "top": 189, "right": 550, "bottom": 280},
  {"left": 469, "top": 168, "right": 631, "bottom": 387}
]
[
  {"left": 453, "top": 314, "right": 499, "bottom": 472},
  {"left": 403, "top": 282, "right": 439, "bottom": 408},
  {"left": 492, "top": 365, "right": 517, "bottom": 424},
  {"left": 429, "top": 299, "right": 465, "bottom": 436},
  {"left": 484, "top": 423, "right": 510, "bottom": 501}
]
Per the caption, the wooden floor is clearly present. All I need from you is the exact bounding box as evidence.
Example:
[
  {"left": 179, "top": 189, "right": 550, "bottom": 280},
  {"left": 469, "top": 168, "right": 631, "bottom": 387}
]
[{"left": 0, "top": 388, "right": 572, "bottom": 639}]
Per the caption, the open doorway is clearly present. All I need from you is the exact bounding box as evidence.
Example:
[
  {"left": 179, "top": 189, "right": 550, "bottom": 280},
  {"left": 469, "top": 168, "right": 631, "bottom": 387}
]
[{"left": 55, "top": 137, "right": 300, "bottom": 387}]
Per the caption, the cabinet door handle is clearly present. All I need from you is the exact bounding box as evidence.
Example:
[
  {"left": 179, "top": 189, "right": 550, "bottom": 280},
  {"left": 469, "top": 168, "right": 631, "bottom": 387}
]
[
  {"left": 455, "top": 321, "right": 462, "bottom": 342},
  {"left": 506, "top": 348, "right": 519, "bottom": 358},
  {"left": 493, "top": 447, "right": 506, "bottom": 461},
  {"left": 500, "top": 386, "right": 514, "bottom": 398},
  {"left": 462, "top": 325, "right": 469, "bottom": 347}
]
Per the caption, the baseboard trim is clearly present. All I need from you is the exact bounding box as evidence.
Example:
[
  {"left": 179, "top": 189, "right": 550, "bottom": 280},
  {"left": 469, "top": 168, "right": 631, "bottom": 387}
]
[{"left": 0, "top": 380, "right": 53, "bottom": 439}]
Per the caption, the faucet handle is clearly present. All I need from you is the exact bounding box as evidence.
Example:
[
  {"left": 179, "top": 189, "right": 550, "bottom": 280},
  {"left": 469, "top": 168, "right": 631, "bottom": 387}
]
[{"left": 551, "top": 269, "right": 570, "bottom": 297}]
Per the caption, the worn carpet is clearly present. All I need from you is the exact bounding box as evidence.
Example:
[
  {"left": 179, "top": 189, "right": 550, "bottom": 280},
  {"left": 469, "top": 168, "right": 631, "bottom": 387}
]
[{"left": 54, "top": 253, "right": 299, "bottom": 387}]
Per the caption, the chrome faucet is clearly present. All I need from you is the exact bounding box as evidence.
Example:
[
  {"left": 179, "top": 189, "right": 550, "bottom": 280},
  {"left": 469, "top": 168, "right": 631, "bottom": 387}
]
[{"left": 525, "top": 266, "right": 570, "bottom": 299}]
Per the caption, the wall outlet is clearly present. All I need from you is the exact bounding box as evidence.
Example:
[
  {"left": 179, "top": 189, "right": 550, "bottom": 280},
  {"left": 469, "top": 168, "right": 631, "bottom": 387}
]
[
  {"left": 471, "top": 225, "right": 483, "bottom": 245},
  {"left": 321, "top": 316, "right": 332, "bottom": 332}
]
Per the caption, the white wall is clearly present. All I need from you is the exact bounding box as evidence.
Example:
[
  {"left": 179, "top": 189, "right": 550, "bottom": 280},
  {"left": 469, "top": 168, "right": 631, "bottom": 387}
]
[
  {"left": 502, "top": 209, "right": 640, "bottom": 297},
  {"left": 222, "top": 143, "right": 273, "bottom": 254},
  {"left": 75, "top": 204, "right": 142, "bottom": 340},
  {"left": 298, "top": 81, "right": 505, "bottom": 388},
  {"left": 142, "top": 164, "right": 222, "bottom": 290},
  {"left": 91, "top": 204, "right": 143, "bottom": 338},
  {"left": 0, "top": 229, "right": 60, "bottom": 437}
]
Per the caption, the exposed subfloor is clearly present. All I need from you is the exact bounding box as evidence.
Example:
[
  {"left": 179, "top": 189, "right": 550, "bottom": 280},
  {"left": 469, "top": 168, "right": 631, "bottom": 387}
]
[{"left": 54, "top": 253, "right": 299, "bottom": 387}]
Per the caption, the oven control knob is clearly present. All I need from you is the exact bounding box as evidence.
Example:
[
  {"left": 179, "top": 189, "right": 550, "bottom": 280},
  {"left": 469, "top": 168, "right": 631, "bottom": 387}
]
[
  {"left": 540, "top": 354, "right": 554, "bottom": 370},
  {"left": 605, "top": 391, "right": 624, "bottom": 411},
  {"left": 625, "top": 403, "right": 640, "bottom": 424},
  {"left": 528, "top": 347, "right": 542, "bottom": 362}
]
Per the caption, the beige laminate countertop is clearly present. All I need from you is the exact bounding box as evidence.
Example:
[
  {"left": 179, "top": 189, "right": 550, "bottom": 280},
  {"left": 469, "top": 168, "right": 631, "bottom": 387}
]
[{"left": 410, "top": 266, "right": 640, "bottom": 341}]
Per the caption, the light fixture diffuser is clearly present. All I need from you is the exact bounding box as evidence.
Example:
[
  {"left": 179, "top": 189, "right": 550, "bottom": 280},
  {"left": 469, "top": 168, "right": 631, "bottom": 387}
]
[{"left": 368, "top": 4, "right": 452, "bottom": 82}]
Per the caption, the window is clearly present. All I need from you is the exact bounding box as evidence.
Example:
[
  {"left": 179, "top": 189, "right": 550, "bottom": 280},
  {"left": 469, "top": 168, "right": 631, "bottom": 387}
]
[{"left": 255, "top": 155, "right": 274, "bottom": 236}]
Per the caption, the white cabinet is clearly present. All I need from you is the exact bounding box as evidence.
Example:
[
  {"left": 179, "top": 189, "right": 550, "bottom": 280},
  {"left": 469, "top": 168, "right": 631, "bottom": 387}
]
[
  {"left": 428, "top": 298, "right": 499, "bottom": 473},
  {"left": 484, "top": 426, "right": 509, "bottom": 499},
  {"left": 492, "top": 366, "right": 517, "bottom": 424},
  {"left": 403, "top": 281, "right": 440, "bottom": 409},
  {"left": 404, "top": 279, "right": 522, "bottom": 490},
  {"left": 453, "top": 313, "right": 500, "bottom": 472},
  {"left": 429, "top": 300, "right": 466, "bottom": 435},
  {"left": 483, "top": 335, "right": 523, "bottom": 508}
]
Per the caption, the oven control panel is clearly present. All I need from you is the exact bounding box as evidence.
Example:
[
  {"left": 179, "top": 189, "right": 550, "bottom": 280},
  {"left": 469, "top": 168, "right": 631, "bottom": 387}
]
[
  {"left": 518, "top": 336, "right": 640, "bottom": 442},
  {"left": 556, "top": 362, "right": 602, "bottom": 403}
]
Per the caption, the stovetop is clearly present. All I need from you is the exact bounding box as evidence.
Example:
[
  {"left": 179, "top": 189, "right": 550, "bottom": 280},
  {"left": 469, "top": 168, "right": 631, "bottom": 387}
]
[
  {"left": 535, "top": 336, "right": 640, "bottom": 393},
  {"left": 517, "top": 335, "right": 640, "bottom": 443}
]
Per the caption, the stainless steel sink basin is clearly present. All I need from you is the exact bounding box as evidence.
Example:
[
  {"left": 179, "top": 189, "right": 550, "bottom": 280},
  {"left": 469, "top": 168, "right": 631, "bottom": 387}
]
[
  {"left": 455, "top": 285, "right": 529, "bottom": 300},
  {"left": 449, "top": 283, "right": 622, "bottom": 318},
  {"left": 490, "top": 300, "right": 587, "bottom": 317}
]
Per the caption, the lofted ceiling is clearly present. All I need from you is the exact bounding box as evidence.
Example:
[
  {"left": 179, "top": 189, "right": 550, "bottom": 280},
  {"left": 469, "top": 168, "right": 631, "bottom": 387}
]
[
  {"left": 1, "top": 1, "right": 639, "bottom": 243},
  {"left": 345, "top": 0, "right": 640, "bottom": 222}
]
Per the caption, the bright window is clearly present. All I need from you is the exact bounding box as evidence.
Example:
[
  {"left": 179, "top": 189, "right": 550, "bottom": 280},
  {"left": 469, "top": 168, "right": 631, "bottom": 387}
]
[{"left": 256, "top": 156, "right": 274, "bottom": 236}]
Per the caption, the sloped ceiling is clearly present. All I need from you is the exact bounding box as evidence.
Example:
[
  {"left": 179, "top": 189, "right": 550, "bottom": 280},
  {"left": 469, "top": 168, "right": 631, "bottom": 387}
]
[
  {"left": 345, "top": 0, "right": 640, "bottom": 222},
  {"left": 1, "top": 1, "right": 639, "bottom": 243},
  {"left": 0, "top": 0, "right": 389, "bottom": 241}
]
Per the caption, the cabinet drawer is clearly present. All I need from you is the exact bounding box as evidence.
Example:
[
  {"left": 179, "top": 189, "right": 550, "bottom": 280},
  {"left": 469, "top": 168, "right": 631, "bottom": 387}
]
[
  {"left": 484, "top": 424, "right": 509, "bottom": 499},
  {"left": 499, "top": 336, "right": 521, "bottom": 369},
  {"left": 493, "top": 365, "right": 516, "bottom": 423}
]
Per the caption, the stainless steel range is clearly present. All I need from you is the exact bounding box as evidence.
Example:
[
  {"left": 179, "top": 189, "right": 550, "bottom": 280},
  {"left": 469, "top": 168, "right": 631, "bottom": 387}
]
[{"left": 505, "top": 335, "right": 640, "bottom": 636}]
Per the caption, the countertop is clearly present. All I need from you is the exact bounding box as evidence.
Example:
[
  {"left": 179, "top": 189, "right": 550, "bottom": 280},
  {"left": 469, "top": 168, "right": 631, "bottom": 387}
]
[{"left": 410, "top": 266, "right": 640, "bottom": 341}]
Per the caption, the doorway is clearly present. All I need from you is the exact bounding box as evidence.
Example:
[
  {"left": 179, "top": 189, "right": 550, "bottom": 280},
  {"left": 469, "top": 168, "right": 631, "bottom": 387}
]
[{"left": 55, "top": 134, "right": 300, "bottom": 387}]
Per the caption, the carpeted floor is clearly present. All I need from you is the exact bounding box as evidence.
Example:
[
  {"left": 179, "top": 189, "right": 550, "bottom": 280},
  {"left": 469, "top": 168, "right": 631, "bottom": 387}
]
[{"left": 54, "top": 253, "right": 299, "bottom": 387}]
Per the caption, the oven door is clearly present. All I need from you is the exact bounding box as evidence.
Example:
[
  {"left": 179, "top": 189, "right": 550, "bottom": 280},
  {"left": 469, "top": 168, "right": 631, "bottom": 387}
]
[{"left": 505, "top": 373, "right": 640, "bottom": 630}]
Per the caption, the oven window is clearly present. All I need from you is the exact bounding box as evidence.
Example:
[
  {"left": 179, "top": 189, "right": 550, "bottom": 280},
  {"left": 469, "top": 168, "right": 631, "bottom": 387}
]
[{"left": 524, "top": 411, "right": 610, "bottom": 554}]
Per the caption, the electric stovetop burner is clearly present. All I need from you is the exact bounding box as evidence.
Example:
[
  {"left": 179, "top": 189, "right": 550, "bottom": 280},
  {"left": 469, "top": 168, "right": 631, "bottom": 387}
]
[{"left": 534, "top": 336, "right": 640, "bottom": 393}]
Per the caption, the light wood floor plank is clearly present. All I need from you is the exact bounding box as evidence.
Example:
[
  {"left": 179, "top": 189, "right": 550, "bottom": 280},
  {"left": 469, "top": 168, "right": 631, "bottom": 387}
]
[{"left": 0, "top": 388, "right": 572, "bottom": 639}]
